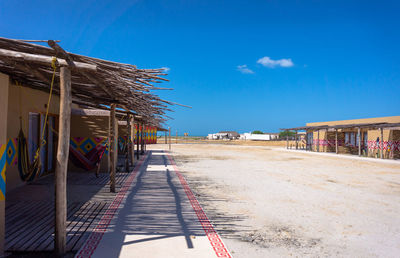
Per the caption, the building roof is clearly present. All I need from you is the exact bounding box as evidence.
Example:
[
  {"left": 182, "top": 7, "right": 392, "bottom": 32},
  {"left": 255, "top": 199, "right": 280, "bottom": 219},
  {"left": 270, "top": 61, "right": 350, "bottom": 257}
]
[
  {"left": 0, "top": 37, "right": 174, "bottom": 126},
  {"left": 306, "top": 116, "right": 400, "bottom": 127},
  {"left": 281, "top": 122, "right": 400, "bottom": 131}
]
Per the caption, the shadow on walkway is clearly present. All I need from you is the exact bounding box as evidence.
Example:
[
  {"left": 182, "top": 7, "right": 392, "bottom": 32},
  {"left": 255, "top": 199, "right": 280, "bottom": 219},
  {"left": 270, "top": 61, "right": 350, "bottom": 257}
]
[{"left": 97, "top": 151, "right": 204, "bottom": 257}]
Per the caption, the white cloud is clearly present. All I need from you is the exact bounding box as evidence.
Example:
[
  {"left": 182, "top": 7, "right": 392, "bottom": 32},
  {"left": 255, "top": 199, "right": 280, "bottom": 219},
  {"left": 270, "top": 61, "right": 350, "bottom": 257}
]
[
  {"left": 257, "top": 56, "right": 294, "bottom": 68},
  {"left": 237, "top": 64, "right": 254, "bottom": 74},
  {"left": 161, "top": 67, "right": 170, "bottom": 72}
]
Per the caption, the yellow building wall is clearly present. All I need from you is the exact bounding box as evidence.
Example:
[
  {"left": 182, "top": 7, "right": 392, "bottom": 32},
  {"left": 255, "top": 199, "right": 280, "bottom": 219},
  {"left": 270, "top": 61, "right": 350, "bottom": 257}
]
[
  {"left": 70, "top": 115, "right": 110, "bottom": 173},
  {"left": 6, "top": 81, "right": 64, "bottom": 192}
]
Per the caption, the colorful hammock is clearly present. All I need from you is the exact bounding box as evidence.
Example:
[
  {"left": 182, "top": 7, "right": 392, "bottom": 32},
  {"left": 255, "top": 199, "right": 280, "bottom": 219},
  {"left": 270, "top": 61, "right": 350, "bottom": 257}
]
[
  {"left": 69, "top": 144, "right": 107, "bottom": 172},
  {"left": 17, "top": 129, "right": 42, "bottom": 182}
]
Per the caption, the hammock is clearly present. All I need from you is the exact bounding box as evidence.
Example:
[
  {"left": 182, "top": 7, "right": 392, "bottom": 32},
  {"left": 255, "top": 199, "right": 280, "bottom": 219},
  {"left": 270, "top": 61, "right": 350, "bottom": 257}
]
[
  {"left": 17, "top": 129, "right": 42, "bottom": 182},
  {"left": 69, "top": 144, "right": 107, "bottom": 172},
  {"left": 16, "top": 57, "right": 57, "bottom": 182}
]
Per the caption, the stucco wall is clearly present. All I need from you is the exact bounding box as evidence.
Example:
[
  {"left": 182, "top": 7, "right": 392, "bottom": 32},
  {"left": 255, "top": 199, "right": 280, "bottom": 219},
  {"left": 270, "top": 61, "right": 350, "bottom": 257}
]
[
  {"left": 69, "top": 115, "right": 110, "bottom": 173},
  {"left": 6, "top": 81, "right": 63, "bottom": 192}
]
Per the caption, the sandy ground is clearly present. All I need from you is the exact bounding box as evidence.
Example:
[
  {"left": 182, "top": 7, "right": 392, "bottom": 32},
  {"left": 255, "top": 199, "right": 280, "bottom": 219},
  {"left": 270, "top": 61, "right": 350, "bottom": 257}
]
[
  {"left": 157, "top": 138, "right": 298, "bottom": 147},
  {"left": 149, "top": 143, "right": 400, "bottom": 258}
]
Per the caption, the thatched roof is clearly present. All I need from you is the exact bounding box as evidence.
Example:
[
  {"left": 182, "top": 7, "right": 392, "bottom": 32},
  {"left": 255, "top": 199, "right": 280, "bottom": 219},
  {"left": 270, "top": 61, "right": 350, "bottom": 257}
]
[{"left": 0, "top": 37, "right": 174, "bottom": 126}]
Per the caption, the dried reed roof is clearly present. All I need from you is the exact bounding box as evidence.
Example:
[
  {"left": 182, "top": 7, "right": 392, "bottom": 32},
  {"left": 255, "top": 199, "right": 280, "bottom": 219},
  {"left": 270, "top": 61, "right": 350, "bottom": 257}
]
[{"left": 0, "top": 37, "right": 174, "bottom": 126}]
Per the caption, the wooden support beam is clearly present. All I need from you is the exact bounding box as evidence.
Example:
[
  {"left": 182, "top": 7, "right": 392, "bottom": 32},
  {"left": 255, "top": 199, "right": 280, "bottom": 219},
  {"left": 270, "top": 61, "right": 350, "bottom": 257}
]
[
  {"left": 380, "top": 128, "right": 384, "bottom": 159},
  {"left": 145, "top": 126, "right": 147, "bottom": 152},
  {"left": 136, "top": 123, "right": 140, "bottom": 159},
  {"left": 295, "top": 130, "right": 298, "bottom": 150},
  {"left": 48, "top": 40, "right": 76, "bottom": 68},
  {"left": 141, "top": 125, "right": 145, "bottom": 155},
  {"left": 286, "top": 130, "right": 289, "bottom": 149},
  {"left": 0, "top": 48, "right": 97, "bottom": 71},
  {"left": 317, "top": 130, "right": 320, "bottom": 152},
  {"left": 55, "top": 67, "right": 72, "bottom": 256},
  {"left": 169, "top": 127, "right": 171, "bottom": 151},
  {"left": 325, "top": 129, "right": 328, "bottom": 152},
  {"left": 109, "top": 104, "right": 116, "bottom": 192},
  {"left": 126, "top": 115, "right": 131, "bottom": 171},
  {"left": 130, "top": 115, "right": 135, "bottom": 165},
  {"left": 358, "top": 127, "right": 361, "bottom": 156},
  {"left": 335, "top": 129, "right": 338, "bottom": 154}
]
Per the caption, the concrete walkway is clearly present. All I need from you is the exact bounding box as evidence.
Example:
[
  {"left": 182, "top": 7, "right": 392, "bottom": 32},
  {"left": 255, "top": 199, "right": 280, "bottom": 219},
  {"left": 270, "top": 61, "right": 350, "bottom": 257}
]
[{"left": 76, "top": 150, "right": 231, "bottom": 258}]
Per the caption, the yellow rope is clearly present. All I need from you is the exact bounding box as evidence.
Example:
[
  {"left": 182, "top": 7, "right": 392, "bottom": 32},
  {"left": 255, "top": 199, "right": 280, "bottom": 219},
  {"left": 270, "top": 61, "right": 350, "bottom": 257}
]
[{"left": 34, "top": 56, "right": 57, "bottom": 160}]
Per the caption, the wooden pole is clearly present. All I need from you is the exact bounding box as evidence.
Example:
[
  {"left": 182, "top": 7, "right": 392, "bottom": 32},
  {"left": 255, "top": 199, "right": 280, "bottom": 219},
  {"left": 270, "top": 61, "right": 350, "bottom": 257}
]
[
  {"left": 335, "top": 129, "right": 338, "bottom": 154},
  {"left": 130, "top": 116, "right": 135, "bottom": 165},
  {"left": 0, "top": 48, "right": 97, "bottom": 71},
  {"left": 317, "top": 130, "right": 320, "bottom": 152},
  {"left": 136, "top": 123, "right": 140, "bottom": 159},
  {"left": 286, "top": 130, "right": 289, "bottom": 149},
  {"left": 325, "top": 129, "right": 328, "bottom": 152},
  {"left": 358, "top": 127, "right": 361, "bottom": 157},
  {"left": 55, "top": 67, "right": 72, "bottom": 256},
  {"left": 380, "top": 128, "right": 384, "bottom": 159},
  {"left": 109, "top": 104, "right": 116, "bottom": 193},
  {"left": 144, "top": 126, "right": 147, "bottom": 152},
  {"left": 169, "top": 127, "right": 171, "bottom": 151},
  {"left": 306, "top": 132, "right": 309, "bottom": 151},
  {"left": 295, "top": 130, "right": 298, "bottom": 150},
  {"left": 164, "top": 131, "right": 167, "bottom": 144},
  {"left": 141, "top": 124, "right": 144, "bottom": 154},
  {"left": 126, "top": 115, "right": 131, "bottom": 171}
]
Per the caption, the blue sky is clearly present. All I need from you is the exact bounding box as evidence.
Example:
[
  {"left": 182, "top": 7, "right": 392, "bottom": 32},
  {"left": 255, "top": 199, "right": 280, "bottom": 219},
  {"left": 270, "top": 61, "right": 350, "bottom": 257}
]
[{"left": 1, "top": 1, "right": 399, "bottom": 136}]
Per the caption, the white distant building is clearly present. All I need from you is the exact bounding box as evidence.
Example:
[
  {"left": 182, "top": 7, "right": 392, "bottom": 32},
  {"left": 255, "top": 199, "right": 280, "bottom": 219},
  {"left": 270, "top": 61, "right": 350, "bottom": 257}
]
[
  {"left": 240, "top": 132, "right": 279, "bottom": 141},
  {"left": 207, "top": 131, "right": 240, "bottom": 140}
]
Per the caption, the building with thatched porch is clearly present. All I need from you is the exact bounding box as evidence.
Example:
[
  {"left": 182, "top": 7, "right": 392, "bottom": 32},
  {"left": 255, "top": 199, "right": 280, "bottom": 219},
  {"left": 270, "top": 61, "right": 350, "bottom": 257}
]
[
  {"left": 282, "top": 116, "right": 400, "bottom": 159},
  {"left": 0, "top": 37, "right": 174, "bottom": 256}
]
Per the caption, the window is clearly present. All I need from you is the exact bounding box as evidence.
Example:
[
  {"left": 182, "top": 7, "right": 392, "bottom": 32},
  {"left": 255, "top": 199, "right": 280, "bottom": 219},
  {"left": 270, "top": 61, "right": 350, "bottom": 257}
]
[{"left": 345, "top": 132, "right": 356, "bottom": 146}]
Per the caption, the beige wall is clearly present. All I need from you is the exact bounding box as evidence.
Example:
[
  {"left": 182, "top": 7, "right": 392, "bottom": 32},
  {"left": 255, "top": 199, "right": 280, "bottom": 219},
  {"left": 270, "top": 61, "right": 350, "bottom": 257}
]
[
  {"left": 71, "top": 116, "right": 109, "bottom": 138},
  {"left": 6, "top": 78, "right": 112, "bottom": 183},
  {"left": 6, "top": 81, "right": 64, "bottom": 191},
  {"left": 69, "top": 115, "right": 110, "bottom": 173}
]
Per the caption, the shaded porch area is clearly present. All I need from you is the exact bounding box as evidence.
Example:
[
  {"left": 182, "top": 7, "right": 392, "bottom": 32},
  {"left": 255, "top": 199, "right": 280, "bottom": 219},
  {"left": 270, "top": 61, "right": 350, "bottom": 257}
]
[{"left": 5, "top": 162, "right": 136, "bottom": 254}]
